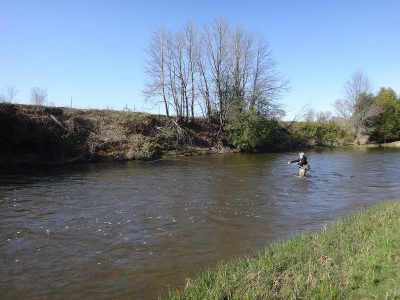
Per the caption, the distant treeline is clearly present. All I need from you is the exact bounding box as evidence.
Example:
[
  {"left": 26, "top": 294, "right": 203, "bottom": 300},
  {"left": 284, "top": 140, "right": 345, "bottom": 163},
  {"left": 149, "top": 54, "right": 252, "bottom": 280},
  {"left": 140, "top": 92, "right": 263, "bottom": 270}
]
[
  {"left": 282, "top": 83, "right": 400, "bottom": 148},
  {"left": 143, "top": 19, "right": 400, "bottom": 150},
  {"left": 222, "top": 80, "right": 400, "bottom": 151}
]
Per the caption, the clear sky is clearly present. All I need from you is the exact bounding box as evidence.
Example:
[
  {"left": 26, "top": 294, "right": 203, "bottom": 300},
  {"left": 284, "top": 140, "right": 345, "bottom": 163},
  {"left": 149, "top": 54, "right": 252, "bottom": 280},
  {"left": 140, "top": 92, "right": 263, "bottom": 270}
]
[{"left": 1, "top": 0, "right": 399, "bottom": 119}]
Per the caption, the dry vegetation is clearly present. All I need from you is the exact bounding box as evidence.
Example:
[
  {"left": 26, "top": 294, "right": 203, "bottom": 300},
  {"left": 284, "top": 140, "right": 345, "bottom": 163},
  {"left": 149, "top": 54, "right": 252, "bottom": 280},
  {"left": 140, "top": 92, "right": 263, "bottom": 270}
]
[{"left": 0, "top": 103, "right": 222, "bottom": 166}]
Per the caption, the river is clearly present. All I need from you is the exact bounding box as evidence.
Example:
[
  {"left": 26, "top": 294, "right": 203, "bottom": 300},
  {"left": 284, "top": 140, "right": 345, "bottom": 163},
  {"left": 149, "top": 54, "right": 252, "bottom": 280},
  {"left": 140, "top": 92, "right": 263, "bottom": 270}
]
[{"left": 1, "top": 148, "right": 400, "bottom": 299}]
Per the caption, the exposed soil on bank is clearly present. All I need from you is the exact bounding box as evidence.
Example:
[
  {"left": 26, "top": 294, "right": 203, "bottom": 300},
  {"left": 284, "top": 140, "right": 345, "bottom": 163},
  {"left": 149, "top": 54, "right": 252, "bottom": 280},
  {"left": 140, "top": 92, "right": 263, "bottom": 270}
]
[
  {"left": 0, "top": 103, "right": 237, "bottom": 167},
  {"left": 1, "top": 103, "right": 358, "bottom": 168}
]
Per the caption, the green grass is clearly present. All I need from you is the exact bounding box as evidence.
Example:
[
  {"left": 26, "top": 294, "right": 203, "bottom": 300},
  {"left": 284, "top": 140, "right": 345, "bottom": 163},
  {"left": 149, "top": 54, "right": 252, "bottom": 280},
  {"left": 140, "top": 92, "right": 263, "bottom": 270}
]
[{"left": 166, "top": 201, "right": 400, "bottom": 299}]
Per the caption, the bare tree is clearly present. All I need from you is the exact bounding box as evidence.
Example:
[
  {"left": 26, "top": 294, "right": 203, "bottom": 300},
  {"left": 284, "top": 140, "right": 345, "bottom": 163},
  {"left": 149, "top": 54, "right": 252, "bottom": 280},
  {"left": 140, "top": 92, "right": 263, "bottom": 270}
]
[
  {"left": 174, "top": 30, "right": 189, "bottom": 120},
  {"left": 345, "top": 71, "right": 371, "bottom": 107},
  {"left": 333, "top": 72, "right": 381, "bottom": 139},
  {"left": 228, "top": 26, "right": 253, "bottom": 114},
  {"left": 0, "top": 85, "right": 18, "bottom": 103},
  {"left": 334, "top": 71, "right": 372, "bottom": 118},
  {"left": 249, "top": 37, "right": 288, "bottom": 117},
  {"left": 165, "top": 31, "right": 184, "bottom": 119},
  {"left": 204, "top": 17, "right": 230, "bottom": 128},
  {"left": 6, "top": 85, "right": 19, "bottom": 103},
  {"left": 197, "top": 49, "right": 212, "bottom": 121},
  {"left": 316, "top": 111, "right": 333, "bottom": 122},
  {"left": 144, "top": 25, "right": 171, "bottom": 117},
  {"left": 184, "top": 22, "right": 198, "bottom": 121},
  {"left": 31, "top": 87, "right": 47, "bottom": 106},
  {"left": 304, "top": 108, "right": 316, "bottom": 122},
  {"left": 144, "top": 18, "right": 288, "bottom": 125},
  {"left": 333, "top": 98, "right": 350, "bottom": 119}
]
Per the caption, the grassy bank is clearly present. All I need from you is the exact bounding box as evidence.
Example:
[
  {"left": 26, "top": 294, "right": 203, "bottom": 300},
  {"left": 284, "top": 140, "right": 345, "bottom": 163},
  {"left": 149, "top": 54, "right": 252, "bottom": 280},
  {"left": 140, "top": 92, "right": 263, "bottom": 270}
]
[{"left": 167, "top": 201, "right": 400, "bottom": 299}]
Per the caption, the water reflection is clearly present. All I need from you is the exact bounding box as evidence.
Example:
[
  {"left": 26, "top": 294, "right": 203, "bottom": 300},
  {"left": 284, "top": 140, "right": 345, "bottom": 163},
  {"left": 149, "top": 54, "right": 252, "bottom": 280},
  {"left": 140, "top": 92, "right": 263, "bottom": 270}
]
[{"left": 1, "top": 148, "right": 400, "bottom": 299}]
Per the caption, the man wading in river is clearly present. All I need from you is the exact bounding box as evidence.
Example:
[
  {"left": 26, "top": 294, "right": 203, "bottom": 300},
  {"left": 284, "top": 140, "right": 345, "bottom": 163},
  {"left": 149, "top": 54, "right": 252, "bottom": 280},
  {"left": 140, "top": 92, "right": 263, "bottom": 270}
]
[{"left": 288, "top": 152, "right": 310, "bottom": 177}]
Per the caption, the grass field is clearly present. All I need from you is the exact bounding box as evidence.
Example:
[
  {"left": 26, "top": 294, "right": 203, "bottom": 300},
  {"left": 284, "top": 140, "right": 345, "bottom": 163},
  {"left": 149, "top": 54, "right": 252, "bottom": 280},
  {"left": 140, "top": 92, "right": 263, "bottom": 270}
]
[{"left": 166, "top": 201, "right": 400, "bottom": 299}]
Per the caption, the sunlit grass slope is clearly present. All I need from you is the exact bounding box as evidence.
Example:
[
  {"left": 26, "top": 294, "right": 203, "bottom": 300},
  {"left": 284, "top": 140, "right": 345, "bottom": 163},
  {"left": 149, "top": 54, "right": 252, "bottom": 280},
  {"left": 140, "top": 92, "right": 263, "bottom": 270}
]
[{"left": 167, "top": 201, "right": 400, "bottom": 299}]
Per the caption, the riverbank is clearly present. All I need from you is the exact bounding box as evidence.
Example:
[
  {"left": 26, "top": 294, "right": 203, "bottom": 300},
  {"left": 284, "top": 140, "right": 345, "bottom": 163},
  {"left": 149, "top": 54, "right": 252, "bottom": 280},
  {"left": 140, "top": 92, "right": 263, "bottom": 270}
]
[
  {"left": 0, "top": 103, "right": 292, "bottom": 167},
  {"left": 380, "top": 141, "right": 400, "bottom": 148},
  {"left": 0, "top": 103, "right": 227, "bottom": 166},
  {"left": 365, "top": 141, "right": 400, "bottom": 148},
  {"left": 167, "top": 200, "right": 400, "bottom": 299},
  {"left": 0, "top": 103, "right": 354, "bottom": 167}
]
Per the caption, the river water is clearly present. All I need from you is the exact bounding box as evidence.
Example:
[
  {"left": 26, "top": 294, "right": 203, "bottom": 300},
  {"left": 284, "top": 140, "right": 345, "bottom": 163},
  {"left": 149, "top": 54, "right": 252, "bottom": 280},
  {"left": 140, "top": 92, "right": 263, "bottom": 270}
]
[{"left": 1, "top": 148, "right": 400, "bottom": 299}]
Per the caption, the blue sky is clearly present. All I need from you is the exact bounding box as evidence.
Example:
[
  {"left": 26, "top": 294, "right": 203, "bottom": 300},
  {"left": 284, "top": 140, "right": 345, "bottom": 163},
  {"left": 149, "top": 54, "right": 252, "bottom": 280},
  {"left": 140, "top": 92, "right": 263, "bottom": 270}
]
[{"left": 1, "top": 0, "right": 399, "bottom": 119}]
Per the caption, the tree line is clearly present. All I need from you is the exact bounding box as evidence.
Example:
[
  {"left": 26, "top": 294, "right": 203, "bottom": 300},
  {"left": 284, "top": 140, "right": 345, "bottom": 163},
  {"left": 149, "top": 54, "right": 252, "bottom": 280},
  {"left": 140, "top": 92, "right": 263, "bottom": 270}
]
[
  {"left": 3, "top": 18, "right": 399, "bottom": 149},
  {"left": 143, "top": 18, "right": 288, "bottom": 130},
  {"left": 0, "top": 85, "right": 48, "bottom": 106},
  {"left": 144, "top": 18, "right": 400, "bottom": 147},
  {"left": 304, "top": 71, "right": 400, "bottom": 144}
]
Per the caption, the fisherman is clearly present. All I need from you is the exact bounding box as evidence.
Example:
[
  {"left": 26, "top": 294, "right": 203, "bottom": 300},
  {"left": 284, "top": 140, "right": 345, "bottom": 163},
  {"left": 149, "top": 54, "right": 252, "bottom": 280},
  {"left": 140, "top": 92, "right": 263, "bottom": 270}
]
[{"left": 288, "top": 152, "right": 310, "bottom": 177}]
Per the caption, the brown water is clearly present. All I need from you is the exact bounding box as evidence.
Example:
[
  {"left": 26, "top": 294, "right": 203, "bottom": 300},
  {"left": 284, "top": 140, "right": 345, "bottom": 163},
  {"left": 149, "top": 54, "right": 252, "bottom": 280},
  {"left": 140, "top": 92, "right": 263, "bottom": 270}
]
[{"left": 1, "top": 148, "right": 400, "bottom": 299}]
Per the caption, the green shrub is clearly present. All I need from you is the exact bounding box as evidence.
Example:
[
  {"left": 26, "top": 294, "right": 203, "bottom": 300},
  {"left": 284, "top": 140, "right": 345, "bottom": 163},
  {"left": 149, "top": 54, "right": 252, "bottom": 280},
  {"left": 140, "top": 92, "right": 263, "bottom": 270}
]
[
  {"left": 291, "top": 121, "right": 353, "bottom": 146},
  {"left": 226, "top": 111, "right": 282, "bottom": 151}
]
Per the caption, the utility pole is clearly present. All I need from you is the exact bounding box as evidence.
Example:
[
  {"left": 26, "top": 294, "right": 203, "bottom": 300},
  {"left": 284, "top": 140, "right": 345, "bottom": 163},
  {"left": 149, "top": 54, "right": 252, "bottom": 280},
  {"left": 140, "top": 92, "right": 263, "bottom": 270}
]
[{"left": 70, "top": 97, "right": 72, "bottom": 108}]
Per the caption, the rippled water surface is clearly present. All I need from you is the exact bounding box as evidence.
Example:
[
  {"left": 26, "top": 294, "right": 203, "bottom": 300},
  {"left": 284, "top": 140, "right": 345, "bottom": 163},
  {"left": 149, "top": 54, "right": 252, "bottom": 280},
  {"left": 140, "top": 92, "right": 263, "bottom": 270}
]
[{"left": 1, "top": 148, "right": 400, "bottom": 299}]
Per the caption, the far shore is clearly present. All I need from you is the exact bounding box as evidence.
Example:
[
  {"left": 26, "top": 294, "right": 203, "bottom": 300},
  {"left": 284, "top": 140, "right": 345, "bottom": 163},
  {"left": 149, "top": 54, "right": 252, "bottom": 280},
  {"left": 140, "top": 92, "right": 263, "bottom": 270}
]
[
  {"left": 1, "top": 103, "right": 399, "bottom": 168},
  {"left": 358, "top": 141, "right": 400, "bottom": 149},
  {"left": 376, "top": 141, "right": 400, "bottom": 148}
]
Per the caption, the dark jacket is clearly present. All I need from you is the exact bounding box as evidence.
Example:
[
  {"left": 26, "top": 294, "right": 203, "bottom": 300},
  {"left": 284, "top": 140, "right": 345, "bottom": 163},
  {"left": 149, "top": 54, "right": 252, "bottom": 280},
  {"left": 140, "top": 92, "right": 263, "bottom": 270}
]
[{"left": 290, "top": 156, "right": 308, "bottom": 167}]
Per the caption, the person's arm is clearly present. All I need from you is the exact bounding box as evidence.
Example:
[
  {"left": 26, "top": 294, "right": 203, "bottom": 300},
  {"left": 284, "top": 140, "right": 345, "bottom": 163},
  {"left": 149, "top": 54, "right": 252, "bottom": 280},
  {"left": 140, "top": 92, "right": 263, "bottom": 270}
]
[{"left": 288, "top": 158, "right": 300, "bottom": 164}]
